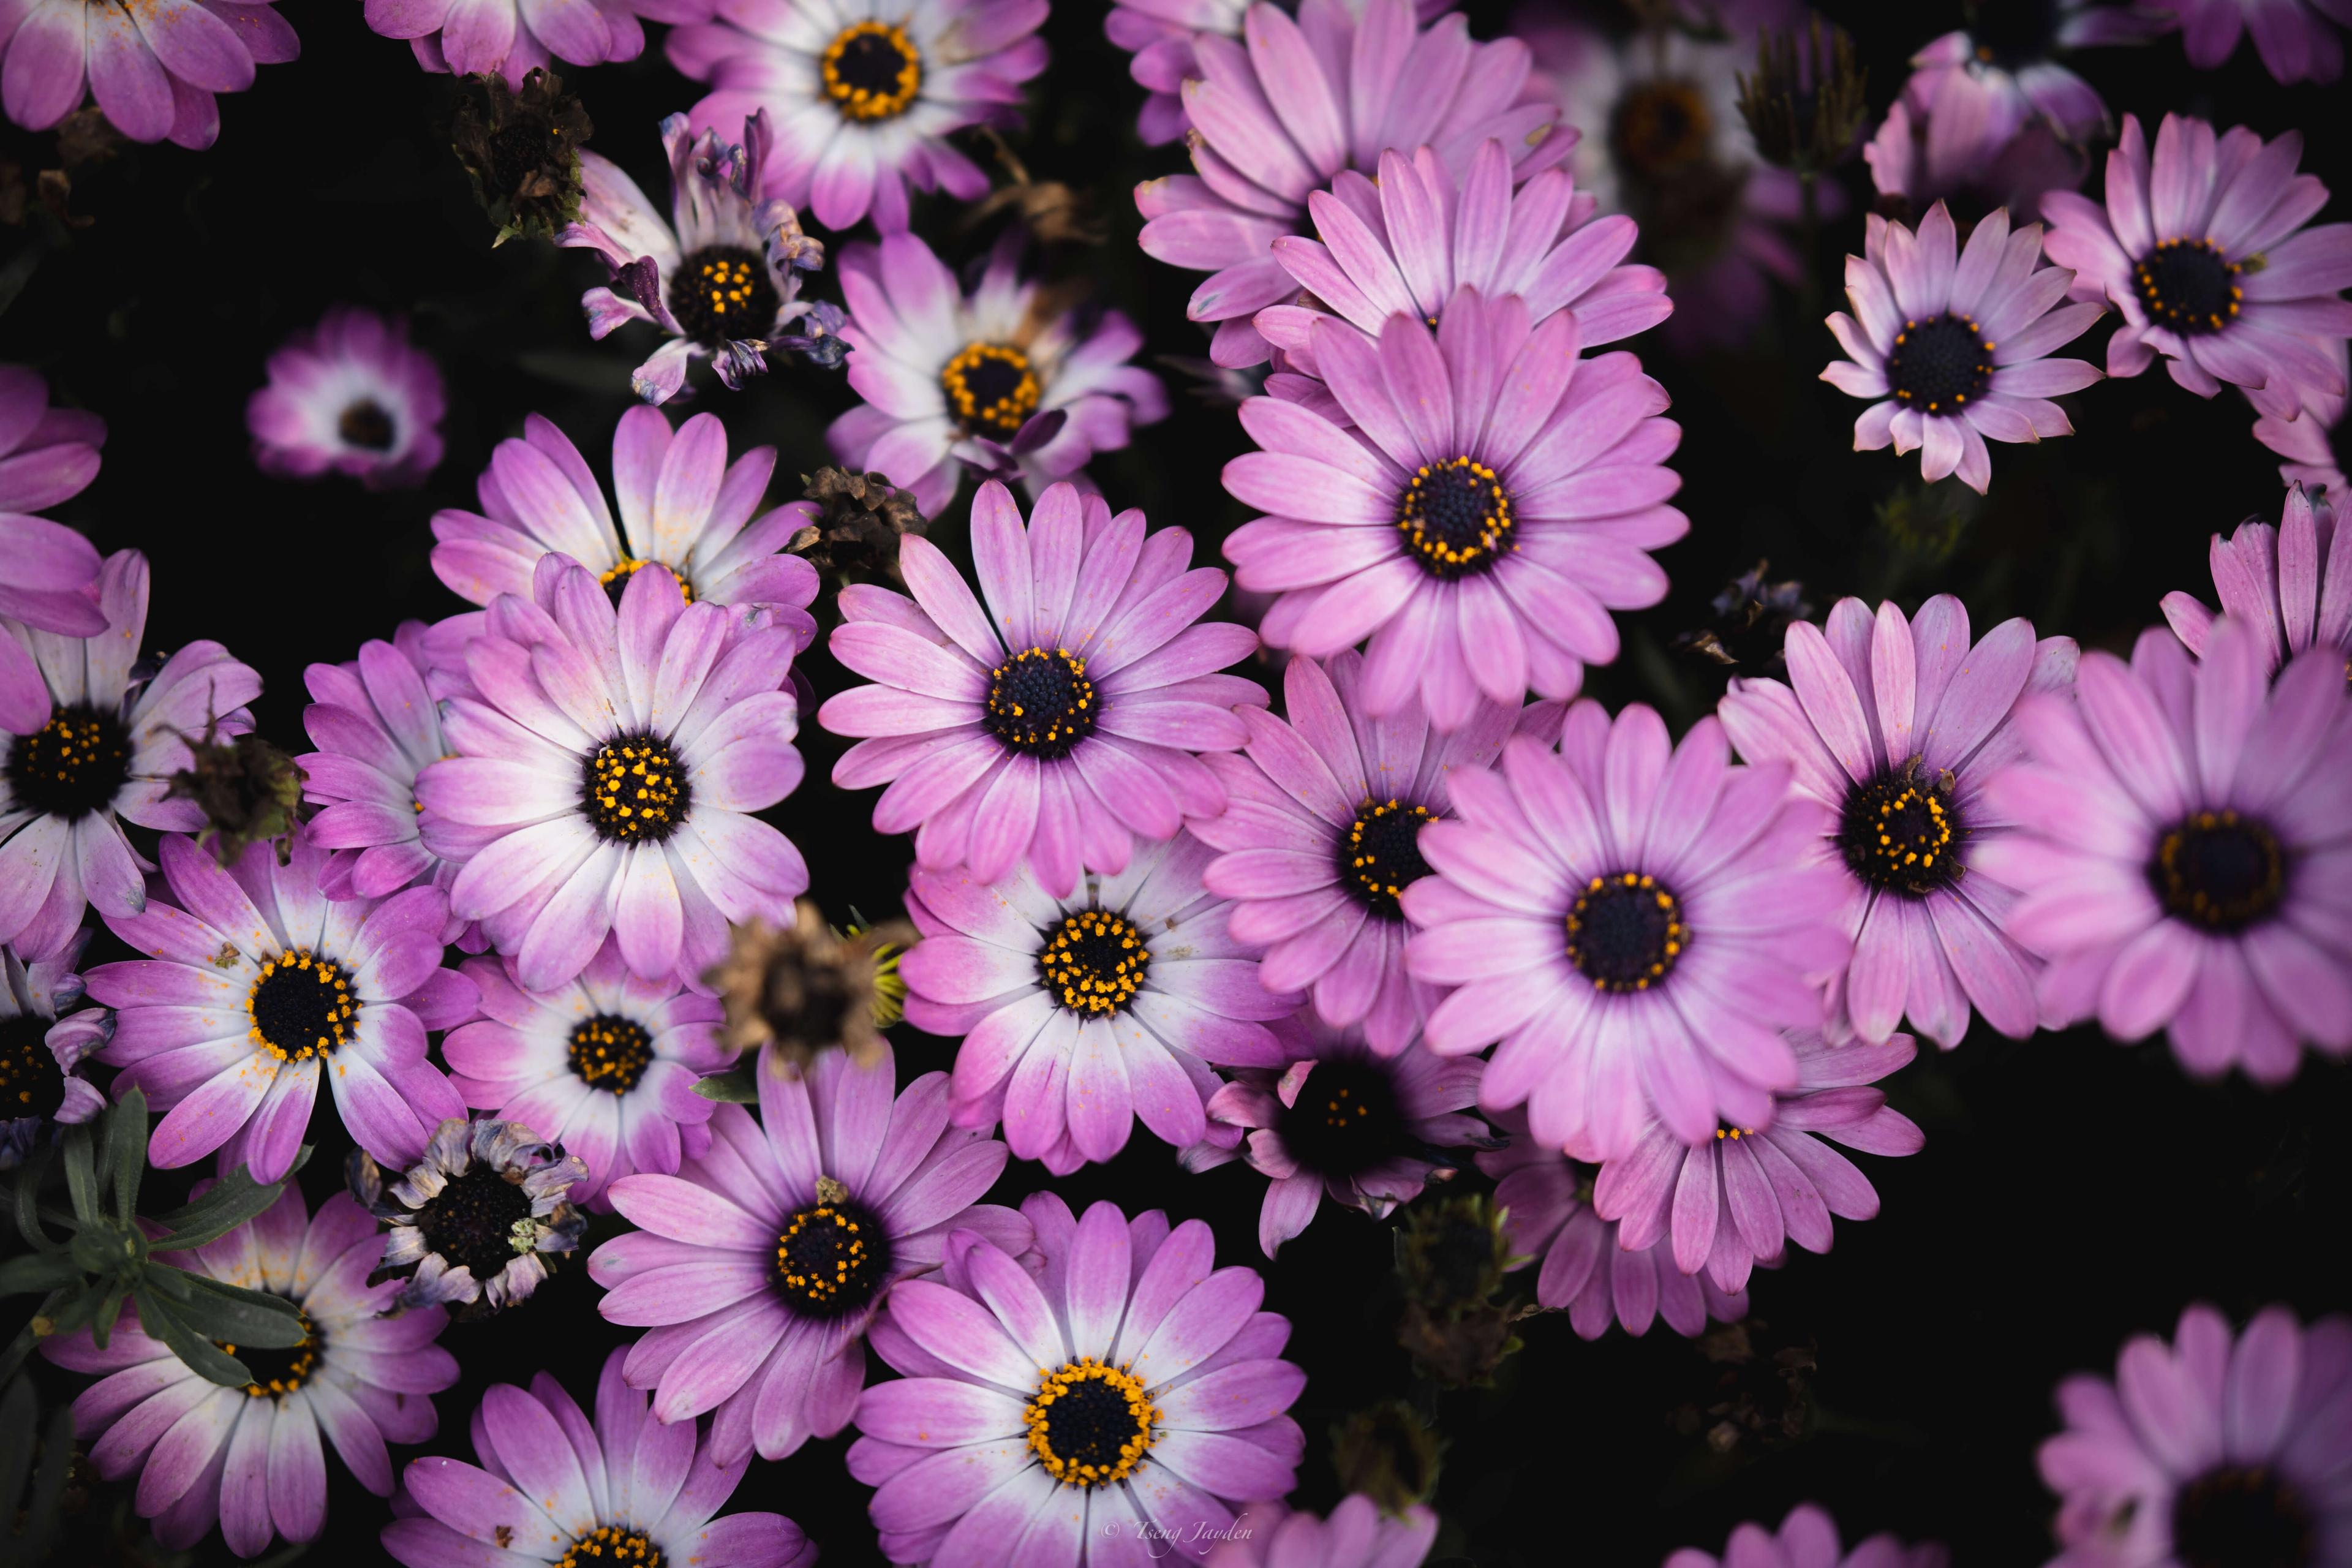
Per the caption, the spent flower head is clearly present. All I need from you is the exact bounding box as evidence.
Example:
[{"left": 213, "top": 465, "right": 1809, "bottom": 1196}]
[{"left": 450, "top": 68, "right": 592, "bottom": 247}]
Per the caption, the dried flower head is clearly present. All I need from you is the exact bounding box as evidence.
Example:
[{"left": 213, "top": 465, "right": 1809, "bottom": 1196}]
[
  {"left": 1393, "top": 1194, "right": 1532, "bottom": 1387},
  {"left": 1331, "top": 1400, "right": 1446, "bottom": 1516},
  {"left": 450, "top": 68, "right": 592, "bottom": 248},
  {"left": 1672, "top": 560, "right": 1814, "bottom": 673},
  {"left": 791, "top": 468, "right": 929, "bottom": 595},
  {"left": 1738, "top": 16, "right": 1869, "bottom": 172},
  {"left": 1673, "top": 1319, "right": 1820, "bottom": 1454},
  {"left": 706, "top": 900, "right": 915, "bottom": 1072},
  {"left": 165, "top": 729, "right": 305, "bottom": 866}
]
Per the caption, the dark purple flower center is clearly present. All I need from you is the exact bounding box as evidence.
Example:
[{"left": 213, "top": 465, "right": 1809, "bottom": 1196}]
[
  {"left": 1839, "top": 760, "right": 1966, "bottom": 897},
  {"left": 1038, "top": 908, "right": 1150, "bottom": 1016},
  {"left": 337, "top": 399, "right": 396, "bottom": 451},
  {"left": 489, "top": 121, "right": 558, "bottom": 192},
  {"left": 580, "top": 731, "right": 690, "bottom": 845},
  {"left": 1026, "top": 1359, "right": 1157, "bottom": 1487},
  {"left": 1886, "top": 313, "right": 1993, "bottom": 415},
  {"left": 2170, "top": 1465, "right": 2314, "bottom": 1568},
  {"left": 773, "top": 1192, "right": 891, "bottom": 1318},
  {"left": 942, "top": 342, "right": 1041, "bottom": 440},
  {"left": 667, "top": 246, "right": 778, "bottom": 349},
  {"left": 568, "top": 1014, "right": 654, "bottom": 1094},
  {"left": 216, "top": 1306, "right": 320, "bottom": 1400},
  {"left": 1565, "top": 871, "right": 1687, "bottom": 993},
  {"left": 1338, "top": 797, "right": 1436, "bottom": 919},
  {"left": 1967, "top": 0, "right": 2061, "bottom": 70},
  {"left": 1611, "top": 79, "right": 1714, "bottom": 178},
  {"left": 2135, "top": 239, "right": 2242, "bottom": 337},
  {"left": 986, "top": 646, "right": 1096, "bottom": 758},
  {"left": 1397, "top": 456, "right": 1517, "bottom": 580},
  {"left": 0, "top": 1013, "right": 66, "bottom": 1121},
  {"left": 2151, "top": 809, "right": 2286, "bottom": 933},
  {"left": 823, "top": 21, "right": 922, "bottom": 121},
  {"left": 417, "top": 1164, "right": 540, "bottom": 1284},
  {"left": 246, "top": 949, "right": 360, "bottom": 1063},
  {"left": 5, "top": 702, "right": 131, "bottom": 821},
  {"left": 1276, "top": 1057, "right": 1408, "bottom": 1180},
  {"left": 556, "top": 1526, "right": 665, "bottom": 1568}
]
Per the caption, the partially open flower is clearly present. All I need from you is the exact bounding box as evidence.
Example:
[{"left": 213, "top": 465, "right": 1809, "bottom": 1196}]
[
  {"left": 351, "top": 1118, "right": 590, "bottom": 1319},
  {"left": 448, "top": 67, "right": 592, "bottom": 247},
  {"left": 706, "top": 900, "right": 914, "bottom": 1071},
  {"left": 1737, "top": 16, "right": 1869, "bottom": 173}
]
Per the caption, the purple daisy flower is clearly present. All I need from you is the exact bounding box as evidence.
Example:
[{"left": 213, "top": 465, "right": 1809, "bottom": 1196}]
[
  {"left": 2253, "top": 348, "right": 2348, "bottom": 497},
  {"left": 246, "top": 306, "right": 445, "bottom": 489},
  {"left": 1223, "top": 287, "right": 1685, "bottom": 730},
  {"left": 1980, "top": 618, "right": 2352, "bottom": 1082},
  {"left": 1253, "top": 138, "right": 1669, "bottom": 376},
  {"left": 444, "top": 939, "right": 728, "bottom": 1209},
  {"left": 0, "top": 363, "right": 104, "bottom": 513},
  {"left": 559, "top": 111, "right": 826, "bottom": 406},
  {"left": 848, "top": 1192, "right": 1306, "bottom": 1565},
  {"left": 819, "top": 480, "right": 1262, "bottom": 895},
  {"left": 1402, "top": 700, "right": 1851, "bottom": 1164},
  {"left": 1717, "top": 596, "right": 2078, "bottom": 1047},
  {"left": 1823, "top": 204, "right": 2104, "bottom": 494},
  {"left": 353, "top": 1117, "right": 590, "bottom": 1317},
  {"left": 666, "top": 0, "right": 1050, "bottom": 233},
  {"left": 430, "top": 406, "right": 820, "bottom": 644},
  {"left": 1, "top": 549, "right": 257, "bottom": 961},
  {"left": 1, "top": 0, "right": 297, "bottom": 149},
  {"left": 1204, "top": 1496, "right": 1439, "bottom": 1568},
  {"left": 1133, "top": 0, "right": 1571, "bottom": 369},
  {"left": 2162, "top": 481, "right": 2350, "bottom": 678},
  {"left": 1594, "top": 1031, "right": 1925, "bottom": 1295},
  {"left": 0, "top": 929, "right": 110, "bottom": 1169},
  {"left": 1185, "top": 1016, "right": 1487, "bottom": 1257},
  {"left": 589, "top": 1041, "right": 1031, "bottom": 1464},
  {"left": 1667, "top": 1505, "right": 1948, "bottom": 1568},
  {"left": 2041, "top": 113, "right": 2352, "bottom": 423},
  {"left": 385, "top": 1346, "right": 815, "bottom": 1568},
  {"left": 827, "top": 232, "right": 1167, "bottom": 516},
  {"left": 1864, "top": 70, "right": 2087, "bottom": 227},
  {"left": 900, "top": 831, "right": 1298, "bottom": 1172},
  {"left": 2039, "top": 1302, "right": 2352, "bottom": 1568},
  {"left": 0, "top": 368, "right": 107, "bottom": 737},
  {"left": 1476, "top": 1104, "right": 1750, "bottom": 1341},
  {"left": 1906, "top": 3, "right": 2163, "bottom": 149},
  {"left": 88, "top": 829, "right": 473, "bottom": 1184},
  {"left": 417, "top": 553, "right": 809, "bottom": 993},
  {"left": 2151, "top": 0, "right": 2352, "bottom": 84},
  {"left": 363, "top": 0, "right": 697, "bottom": 86},
  {"left": 40, "top": 1185, "right": 459, "bottom": 1557},
  {"left": 1191, "top": 650, "right": 1556, "bottom": 1054}
]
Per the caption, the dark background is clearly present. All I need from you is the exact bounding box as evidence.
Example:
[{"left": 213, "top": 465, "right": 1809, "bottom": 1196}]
[{"left": 2, "top": 0, "right": 2348, "bottom": 1562}]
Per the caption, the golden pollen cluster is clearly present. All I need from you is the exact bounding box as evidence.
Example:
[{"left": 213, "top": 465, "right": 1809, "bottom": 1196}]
[
  {"left": 6, "top": 701, "right": 132, "bottom": 819},
  {"left": 774, "top": 1200, "right": 875, "bottom": 1311},
  {"left": 1714, "top": 1126, "right": 1754, "bottom": 1141},
  {"left": 554, "top": 1525, "right": 665, "bottom": 1568},
  {"left": 1886, "top": 312, "right": 1994, "bottom": 415},
  {"left": 567, "top": 1014, "right": 656, "bottom": 1094},
  {"left": 245, "top": 949, "right": 360, "bottom": 1063},
  {"left": 597, "top": 557, "right": 693, "bottom": 605},
  {"left": 1564, "top": 872, "right": 1687, "bottom": 993},
  {"left": 694, "top": 254, "right": 758, "bottom": 322},
  {"left": 2134, "top": 237, "right": 2244, "bottom": 336},
  {"left": 940, "top": 342, "right": 1042, "bottom": 440},
  {"left": 1037, "top": 908, "right": 1151, "bottom": 1017},
  {"left": 1339, "top": 797, "right": 1437, "bottom": 917},
  {"left": 985, "top": 646, "right": 1096, "bottom": 758},
  {"left": 1024, "top": 1358, "right": 1159, "bottom": 1488},
  {"left": 582, "top": 734, "right": 689, "bottom": 844},
  {"left": 1397, "top": 456, "right": 1516, "bottom": 579},
  {"left": 1316, "top": 1083, "right": 1370, "bottom": 1131},
  {"left": 823, "top": 21, "right": 923, "bottom": 122}
]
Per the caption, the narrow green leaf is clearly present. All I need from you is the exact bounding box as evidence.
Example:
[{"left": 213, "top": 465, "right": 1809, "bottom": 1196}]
[
  {"left": 93, "top": 1280, "right": 127, "bottom": 1349},
  {"left": 168, "top": 1273, "right": 307, "bottom": 1348},
  {"left": 149, "top": 1152, "right": 309, "bottom": 1253},
  {"left": 61, "top": 1124, "right": 98, "bottom": 1226},
  {"left": 0, "top": 1311, "right": 49, "bottom": 1385},
  {"left": 693, "top": 1068, "right": 760, "bottom": 1102},
  {"left": 107, "top": 1086, "right": 149, "bottom": 1224},
  {"left": 0, "top": 1251, "right": 81, "bottom": 1298},
  {"left": 132, "top": 1284, "right": 254, "bottom": 1389},
  {"left": 8, "top": 1144, "right": 58, "bottom": 1250}
]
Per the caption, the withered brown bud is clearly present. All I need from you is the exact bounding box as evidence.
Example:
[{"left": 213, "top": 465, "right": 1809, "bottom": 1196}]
[
  {"left": 1330, "top": 1400, "right": 1445, "bottom": 1514},
  {"left": 451, "top": 67, "right": 592, "bottom": 247},
  {"left": 1392, "top": 1194, "right": 1533, "bottom": 1387},
  {"left": 166, "top": 731, "right": 306, "bottom": 866},
  {"left": 1737, "top": 16, "right": 1869, "bottom": 173},
  {"left": 1670, "top": 1318, "right": 1819, "bottom": 1453},
  {"left": 705, "top": 902, "right": 916, "bottom": 1074},
  {"left": 793, "top": 468, "right": 930, "bottom": 597},
  {"left": 1670, "top": 559, "right": 1812, "bottom": 674},
  {"left": 960, "top": 128, "right": 1107, "bottom": 245}
]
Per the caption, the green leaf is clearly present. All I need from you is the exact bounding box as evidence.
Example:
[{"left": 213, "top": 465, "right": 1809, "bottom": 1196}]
[
  {"left": 9, "top": 1144, "right": 58, "bottom": 1250},
  {"left": 693, "top": 1068, "right": 760, "bottom": 1103},
  {"left": 0, "top": 1311, "right": 50, "bottom": 1385},
  {"left": 0, "top": 1375, "right": 32, "bottom": 1514},
  {"left": 167, "top": 1273, "right": 307, "bottom": 1349},
  {"left": 132, "top": 1283, "right": 255, "bottom": 1390},
  {"left": 61, "top": 1123, "right": 98, "bottom": 1226},
  {"left": 149, "top": 1150, "right": 309, "bottom": 1253},
  {"left": 93, "top": 1279, "right": 127, "bottom": 1349},
  {"left": 0, "top": 1251, "right": 81, "bottom": 1298},
  {"left": 107, "top": 1086, "right": 149, "bottom": 1224}
]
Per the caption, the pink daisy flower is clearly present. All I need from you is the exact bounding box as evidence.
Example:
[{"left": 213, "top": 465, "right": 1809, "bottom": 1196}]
[
  {"left": 1717, "top": 595, "right": 2079, "bottom": 1047},
  {"left": 1133, "top": 0, "right": 1571, "bottom": 368},
  {"left": 1593, "top": 1031, "right": 1925, "bottom": 1295},
  {"left": 1823, "top": 203, "right": 2105, "bottom": 494},
  {"left": 1667, "top": 1505, "right": 1947, "bottom": 1568},
  {"left": 1403, "top": 700, "right": 1851, "bottom": 1164},
  {"left": 818, "top": 480, "right": 1262, "bottom": 897},
  {"left": 1223, "top": 287, "right": 1685, "bottom": 730},
  {"left": 1191, "top": 649, "right": 1556, "bottom": 1054},
  {"left": 1979, "top": 617, "right": 2352, "bottom": 1083},
  {"left": 0, "top": 366, "right": 108, "bottom": 739},
  {"left": 1864, "top": 70, "right": 2087, "bottom": 227},
  {"left": 1477, "top": 1104, "right": 1751, "bottom": 1342},
  {"left": 2041, "top": 113, "right": 2352, "bottom": 423},
  {"left": 0, "top": 363, "right": 104, "bottom": 514},
  {"left": 1906, "top": 2, "right": 2162, "bottom": 147},
  {"left": 0, "top": 930, "right": 110, "bottom": 1169},
  {"left": 2162, "top": 480, "right": 2350, "bottom": 677},
  {"left": 362, "top": 0, "right": 699, "bottom": 86},
  {"left": 2039, "top": 1302, "right": 2352, "bottom": 1567},
  {"left": 2150, "top": 0, "right": 2352, "bottom": 85},
  {"left": 1, "top": 0, "right": 298, "bottom": 148},
  {"left": 2252, "top": 342, "right": 2347, "bottom": 495},
  {"left": 1204, "top": 1497, "right": 1439, "bottom": 1568},
  {"left": 247, "top": 306, "right": 445, "bottom": 489}
]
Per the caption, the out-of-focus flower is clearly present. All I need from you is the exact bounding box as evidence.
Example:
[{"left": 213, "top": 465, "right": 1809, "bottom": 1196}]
[
  {"left": 0, "top": 364, "right": 104, "bottom": 514},
  {"left": 2149, "top": 0, "right": 2352, "bottom": 85},
  {"left": 705, "top": 900, "right": 913, "bottom": 1070},
  {"left": 350, "top": 1116, "right": 590, "bottom": 1318},
  {"left": 1864, "top": 72, "right": 2086, "bottom": 227},
  {"left": 1328, "top": 1400, "right": 1443, "bottom": 1516},
  {"left": 666, "top": 0, "right": 1050, "bottom": 232},
  {"left": 364, "top": 0, "right": 697, "bottom": 86},
  {"left": 1737, "top": 15, "right": 1871, "bottom": 175},
  {"left": 0, "top": 366, "right": 107, "bottom": 737},
  {"left": 1906, "top": 2, "right": 2164, "bottom": 149},
  {"left": 827, "top": 232, "right": 1165, "bottom": 515},
  {"left": 2163, "top": 481, "right": 2348, "bottom": 677},
  {"left": 448, "top": 66, "right": 591, "bottom": 246},
  {"left": 1204, "top": 1497, "right": 1440, "bottom": 1568},
  {"left": 560, "top": 112, "right": 827, "bottom": 405},
  {"left": 0, "top": 932, "right": 107, "bottom": 1169},
  {"left": 1, "top": 0, "right": 298, "bottom": 149},
  {"left": 247, "top": 307, "right": 445, "bottom": 490},
  {"left": 1666, "top": 1504, "right": 1947, "bottom": 1568},
  {"left": 1671, "top": 560, "right": 1812, "bottom": 674}
]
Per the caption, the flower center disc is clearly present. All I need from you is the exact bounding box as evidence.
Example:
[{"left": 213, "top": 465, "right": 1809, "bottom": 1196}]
[
  {"left": 823, "top": 21, "right": 922, "bottom": 121},
  {"left": 1397, "top": 456, "right": 1516, "bottom": 579},
  {"left": 1839, "top": 761, "right": 1965, "bottom": 896},
  {"left": 985, "top": 647, "right": 1096, "bottom": 758},
  {"left": 1564, "top": 872, "right": 1687, "bottom": 993},
  {"left": 217, "top": 1308, "right": 320, "bottom": 1399},
  {"left": 0, "top": 1014, "right": 66, "bottom": 1119},
  {"left": 581, "top": 731, "right": 691, "bottom": 845},
  {"left": 773, "top": 1195, "right": 891, "bottom": 1318},
  {"left": 1611, "top": 78, "right": 1714, "bottom": 177},
  {"left": 598, "top": 556, "right": 694, "bottom": 607},
  {"left": 941, "top": 342, "right": 1042, "bottom": 441},
  {"left": 2152, "top": 810, "right": 2286, "bottom": 933},
  {"left": 1338, "top": 798, "right": 1436, "bottom": 919},
  {"left": 1886, "top": 313, "right": 1993, "bottom": 415},
  {"left": 556, "top": 1526, "right": 666, "bottom": 1568},
  {"left": 418, "top": 1166, "right": 540, "bottom": 1283},
  {"left": 338, "top": 399, "right": 396, "bottom": 451},
  {"left": 2169, "top": 1464, "right": 2315, "bottom": 1568},
  {"left": 246, "top": 949, "right": 360, "bottom": 1063},
  {"left": 2135, "top": 239, "right": 2242, "bottom": 337},
  {"left": 1037, "top": 908, "right": 1150, "bottom": 1017},
  {"left": 1277, "top": 1058, "right": 1407, "bottom": 1180},
  {"left": 568, "top": 1014, "right": 655, "bottom": 1094},
  {"left": 668, "top": 245, "right": 779, "bottom": 349},
  {"left": 5, "top": 702, "right": 132, "bottom": 821},
  {"left": 1025, "top": 1359, "right": 1158, "bottom": 1488}
]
